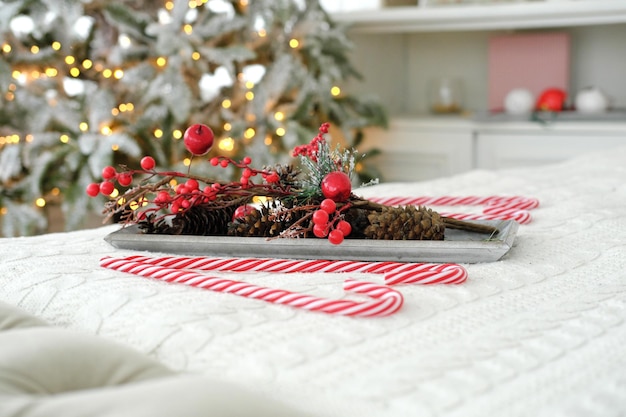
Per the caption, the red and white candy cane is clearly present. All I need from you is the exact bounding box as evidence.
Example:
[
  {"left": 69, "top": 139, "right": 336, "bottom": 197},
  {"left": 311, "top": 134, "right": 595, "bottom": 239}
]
[
  {"left": 440, "top": 210, "right": 532, "bottom": 225},
  {"left": 100, "top": 256, "right": 404, "bottom": 317},
  {"left": 370, "top": 195, "right": 539, "bottom": 210},
  {"left": 116, "top": 255, "right": 468, "bottom": 285}
]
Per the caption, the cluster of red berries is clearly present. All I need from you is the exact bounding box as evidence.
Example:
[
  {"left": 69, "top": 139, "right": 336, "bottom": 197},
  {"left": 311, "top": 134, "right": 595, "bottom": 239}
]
[
  {"left": 312, "top": 198, "right": 352, "bottom": 245},
  {"left": 292, "top": 122, "right": 329, "bottom": 161}
]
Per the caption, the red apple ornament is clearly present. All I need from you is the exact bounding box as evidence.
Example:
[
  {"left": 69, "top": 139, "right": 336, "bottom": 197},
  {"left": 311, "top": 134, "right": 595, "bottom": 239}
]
[
  {"left": 536, "top": 88, "right": 567, "bottom": 111},
  {"left": 321, "top": 171, "right": 352, "bottom": 202},
  {"left": 183, "top": 123, "right": 214, "bottom": 156}
]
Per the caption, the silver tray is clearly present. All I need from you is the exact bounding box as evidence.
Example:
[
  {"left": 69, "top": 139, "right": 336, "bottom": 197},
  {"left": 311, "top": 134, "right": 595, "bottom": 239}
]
[{"left": 104, "top": 220, "right": 518, "bottom": 263}]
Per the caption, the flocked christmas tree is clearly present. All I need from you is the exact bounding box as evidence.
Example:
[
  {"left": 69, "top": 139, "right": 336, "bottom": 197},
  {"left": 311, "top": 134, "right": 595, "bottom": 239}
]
[{"left": 0, "top": 0, "right": 386, "bottom": 236}]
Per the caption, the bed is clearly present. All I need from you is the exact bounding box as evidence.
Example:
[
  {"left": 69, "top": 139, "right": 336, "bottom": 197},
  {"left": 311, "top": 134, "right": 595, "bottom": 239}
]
[{"left": 1, "top": 145, "right": 625, "bottom": 417}]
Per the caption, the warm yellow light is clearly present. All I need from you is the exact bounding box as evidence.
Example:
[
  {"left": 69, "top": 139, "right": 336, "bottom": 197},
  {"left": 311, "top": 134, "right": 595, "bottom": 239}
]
[
  {"left": 100, "top": 125, "right": 113, "bottom": 136},
  {"left": 110, "top": 188, "right": 119, "bottom": 198},
  {"left": 79, "top": 122, "right": 89, "bottom": 132},
  {"left": 289, "top": 39, "right": 299, "bottom": 48},
  {"left": 30, "top": 70, "right": 40, "bottom": 79},
  {"left": 51, "top": 187, "right": 61, "bottom": 196},
  {"left": 113, "top": 69, "right": 124, "bottom": 79},
  {"left": 257, "top": 29, "right": 266, "bottom": 38},
  {"left": 165, "top": 1, "right": 174, "bottom": 10},
  {"left": 183, "top": 24, "right": 193, "bottom": 34},
  {"left": 35, "top": 198, "right": 46, "bottom": 208},
  {"left": 275, "top": 127, "right": 286, "bottom": 137},
  {"left": 44, "top": 68, "right": 57, "bottom": 77},
  {"left": 59, "top": 134, "right": 70, "bottom": 143},
  {"left": 65, "top": 55, "right": 75, "bottom": 65},
  {"left": 240, "top": 0, "right": 248, "bottom": 6},
  {"left": 0, "top": 207, "right": 8, "bottom": 216},
  {"left": 188, "top": 0, "right": 197, "bottom": 8},
  {"left": 5, "top": 92, "right": 14, "bottom": 101},
  {"left": 111, "top": 108, "right": 120, "bottom": 116},
  {"left": 2, "top": 43, "right": 12, "bottom": 53},
  {"left": 223, "top": 122, "right": 232, "bottom": 131},
  {"left": 245, "top": 113, "right": 256, "bottom": 122},
  {"left": 154, "top": 129, "right": 163, "bottom": 138},
  {"left": 218, "top": 137, "right": 235, "bottom": 152},
  {"left": 11, "top": 70, "right": 20, "bottom": 79},
  {"left": 244, "top": 128, "right": 255, "bottom": 139},
  {"left": 102, "top": 69, "right": 112, "bottom": 78},
  {"left": 183, "top": 158, "right": 191, "bottom": 166},
  {"left": 117, "top": 198, "right": 126, "bottom": 206},
  {"left": 69, "top": 67, "right": 80, "bottom": 77},
  {"left": 169, "top": 179, "right": 178, "bottom": 187},
  {"left": 274, "top": 111, "right": 285, "bottom": 121},
  {"left": 51, "top": 41, "right": 61, "bottom": 50},
  {"left": 264, "top": 135, "right": 272, "bottom": 146},
  {"left": 245, "top": 81, "right": 254, "bottom": 89},
  {"left": 25, "top": 134, "right": 34, "bottom": 143},
  {"left": 82, "top": 59, "right": 93, "bottom": 69},
  {"left": 191, "top": 51, "right": 200, "bottom": 60},
  {"left": 118, "top": 103, "right": 128, "bottom": 112},
  {"left": 245, "top": 91, "right": 254, "bottom": 101},
  {"left": 221, "top": 99, "right": 231, "bottom": 109},
  {"left": 30, "top": 45, "right": 39, "bottom": 54},
  {"left": 94, "top": 62, "right": 104, "bottom": 72},
  {"left": 173, "top": 129, "right": 182, "bottom": 139},
  {"left": 156, "top": 57, "right": 167, "bottom": 67},
  {"left": 129, "top": 201, "right": 139, "bottom": 211},
  {"left": 331, "top": 86, "right": 341, "bottom": 96},
  {"left": 111, "top": 144, "right": 120, "bottom": 152}
]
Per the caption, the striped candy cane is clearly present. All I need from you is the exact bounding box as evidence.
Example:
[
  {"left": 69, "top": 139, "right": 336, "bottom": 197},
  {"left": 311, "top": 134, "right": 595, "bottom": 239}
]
[
  {"left": 116, "top": 255, "right": 468, "bottom": 285},
  {"left": 100, "top": 256, "right": 404, "bottom": 317},
  {"left": 370, "top": 195, "right": 539, "bottom": 210}
]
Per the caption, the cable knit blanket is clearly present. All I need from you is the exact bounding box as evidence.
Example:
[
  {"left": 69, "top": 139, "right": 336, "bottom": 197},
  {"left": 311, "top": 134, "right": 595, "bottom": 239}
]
[{"left": 1, "top": 145, "right": 625, "bottom": 417}]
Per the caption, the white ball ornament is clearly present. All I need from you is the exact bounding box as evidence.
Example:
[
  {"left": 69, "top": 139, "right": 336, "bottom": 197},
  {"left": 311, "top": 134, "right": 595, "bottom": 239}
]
[
  {"left": 575, "top": 87, "right": 609, "bottom": 114},
  {"left": 504, "top": 89, "right": 535, "bottom": 115}
]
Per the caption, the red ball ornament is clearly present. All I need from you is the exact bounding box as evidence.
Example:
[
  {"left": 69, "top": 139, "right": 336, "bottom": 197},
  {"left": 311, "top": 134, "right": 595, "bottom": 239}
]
[
  {"left": 321, "top": 172, "right": 352, "bottom": 202},
  {"left": 536, "top": 88, "right": 567, "bottom": 111},
  {"left": 183, "top": 123, "right": 214, "bottom": 156},
  {"left": 232, "top": 204, "right": 257, "bottom": 221}
]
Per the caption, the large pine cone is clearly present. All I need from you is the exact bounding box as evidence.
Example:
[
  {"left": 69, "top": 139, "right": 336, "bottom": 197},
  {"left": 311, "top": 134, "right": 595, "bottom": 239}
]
[{"left": 364, "top": 205, "right": 445, "bottom": 240}]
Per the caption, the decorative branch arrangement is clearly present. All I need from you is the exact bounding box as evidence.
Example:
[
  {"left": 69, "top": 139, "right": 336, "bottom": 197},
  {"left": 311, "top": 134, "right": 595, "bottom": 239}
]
[{"left": 89, "top": 123, "right": 498, "bottom": 244}]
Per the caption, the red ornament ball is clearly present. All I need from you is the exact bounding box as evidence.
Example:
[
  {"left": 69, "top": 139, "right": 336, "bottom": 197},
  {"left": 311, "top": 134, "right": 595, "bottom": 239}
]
[
  {"left": 140, "top": 156, "right": 156, "bottom": 170},
  {"left": 321, "top": 172, "right": 352, "bottom": 202},
  {"left": 232, "top": 204, "right": 257, "bottom": 221},
  {"left": 536, "top": 88, "right": 567, "bottom": 111},
  {"left": 183, "top": 123, "right": 214, "bottom": 156}
]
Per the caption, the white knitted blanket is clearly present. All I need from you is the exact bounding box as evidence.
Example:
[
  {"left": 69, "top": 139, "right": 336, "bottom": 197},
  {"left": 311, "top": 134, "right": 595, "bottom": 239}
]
[{"left": 1, "top": 146, "right": 625, "bottom": 417}]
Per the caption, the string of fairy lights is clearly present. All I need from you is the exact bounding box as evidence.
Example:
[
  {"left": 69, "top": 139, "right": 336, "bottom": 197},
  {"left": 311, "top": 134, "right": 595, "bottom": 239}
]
[{"left": 0, "top": 0, "right": 344, "bottom": 217}]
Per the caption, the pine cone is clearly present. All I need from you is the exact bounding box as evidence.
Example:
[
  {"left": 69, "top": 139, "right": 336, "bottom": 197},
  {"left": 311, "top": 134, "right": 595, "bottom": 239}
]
[
  {"left": 167, "top": 204, "right": 236, "bottom": 236},
  {"left": 364, "top": 205, "right": 445, "bottom": 240}
]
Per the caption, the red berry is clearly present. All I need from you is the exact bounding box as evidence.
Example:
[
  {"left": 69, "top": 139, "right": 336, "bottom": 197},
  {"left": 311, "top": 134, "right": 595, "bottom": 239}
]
[
  {"left": 336, "top": 220, "right": 352, "bottom": 237},
  {"left": 321, "top": 171, "right": 352, "bottom": 202},
  {"left": 176, "top": 184, "right": 189, "bottom": 195},
  {"left": 210, "top": 157, "right": 220, "bottom": 166},
  {"left": 312, "top": 209, "right": 329, "bottom": 226},
  {"left": 117, "top": 172, "right": 133, "bottom": 186},
  {"left": 86, "top": 183, "right": 100, "bottom": 197},
  {"left": 140, "top": 156, "right": 156, "bottom": 170},
  {"left": 242, "top": 156, "right": 252, "bottom": 165},
  {"left": 232, "top": 204, "right": 257, "bottom": 221},
  {"left": 328, "top": 229, "right": 344, "bottom": 245},
  {"left": 265, "top": 173, "right": 279, "bottom": 183},
  {"left": 185, "top": 179, "right": 199, "bottom": 191},
  {"left": 220, "top": 159, "right": 229, "bottom": 168},
  {"left": 154, "top": 191, "right": 171, "bottom": 204},
  {"left": 320, "top": 198, "right": 336, "bottom": 214},
  {"left": 313, "top": 224, "right": 328, "bottom": 238},
  {"left": 99, "top": 181, "right": 115, "bottom": 196},
  {"left": 183, "top": 123, "right": 214, "bottom": 156},
  {"left": 102, "top": 166, "right": 117, "bottom": 180}
]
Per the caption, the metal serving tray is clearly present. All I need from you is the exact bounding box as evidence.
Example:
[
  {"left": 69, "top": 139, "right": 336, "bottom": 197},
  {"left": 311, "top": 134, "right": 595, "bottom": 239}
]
[{"left": 104, "top": 220, "right": 518, "bottom": 264}]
